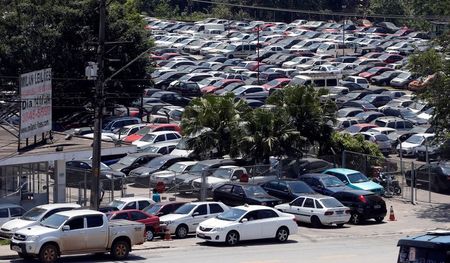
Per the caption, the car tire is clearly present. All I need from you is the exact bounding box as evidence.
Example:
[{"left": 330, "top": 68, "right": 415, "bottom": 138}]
[
  {"left": 225, "top": 231, "right": 239, "bottom": 246},
  {"left": 175, "top": 224, "right": 188, "bottom": 239},
  {"left": 275, "top": 227, "right": 289, "bottom": 242},
  {"left": 145, "top": 228, "right": 155, "bottom": 241},
  {"left": 111, "top": 239, "right": 130, "bottom": 260},
  {"left": 336, "top": 223, "right": 345, "bottom": 228},
  {"left": 39, "top": 243, "right": 59, "bottom": 263},
  {"left": 311, "top": 216, "right": 322, "bottom": 228},
  {"left": 18, "top": 252, "right": 33, "bottom": 260},
  {"left": 375, "top": 216, "right": 384, "bottom": 223},
  {"left": 350, "top": 213, "right": 361, "bottom": 225}
]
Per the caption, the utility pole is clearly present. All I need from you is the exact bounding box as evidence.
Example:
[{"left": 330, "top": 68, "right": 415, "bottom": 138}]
[{"left": 90, "top": 0, "right": 106, "bottom": 210}]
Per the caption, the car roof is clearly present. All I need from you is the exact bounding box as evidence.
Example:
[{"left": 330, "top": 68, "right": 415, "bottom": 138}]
[
  {"left": 35, "top": 203, "right": 81, "bottom": 210},
  {"left": 333, "top": 189, "right": 375, "bottom": 196},
  {"left": 294, "top": 194, "right": 329, "bottom": 199},
  {"left": 115, "top": 197, "right": 152, "bottom": 202},
  {"left": 127, "top": 153, "right": 162, "bottom": 158},
  {"left": 324, "top": 168, "right": 361, "bottom": 175},
  {"left": 57, "top": 209, "right": 104, "bottom": 217},
  {"left": 0, "top": 204, "right": 23, "bottom": 209},
  {"left": 301, "top": 173, "right": 335, "bottom": 179},
  {"left": 148, "top": 131, "right": 180, "bottom": 135},
  {"left": 233, "top": 205, "right": 276, "bottom": 212}
]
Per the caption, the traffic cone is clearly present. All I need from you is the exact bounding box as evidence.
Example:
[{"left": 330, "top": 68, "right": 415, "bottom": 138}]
[
  {"left": 163, "top": 228, "right": 172, "bottom": 241},
  {"left": 389, "top": 205, "right": 396, "bottom": 221}
]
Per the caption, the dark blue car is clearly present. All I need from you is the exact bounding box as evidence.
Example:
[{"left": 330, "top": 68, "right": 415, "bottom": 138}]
[{"left": 298, "top": 173, "right": 352, "bottom": 196}]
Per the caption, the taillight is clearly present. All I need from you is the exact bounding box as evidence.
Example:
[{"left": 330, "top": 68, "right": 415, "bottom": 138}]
[
  {"left": 358, "top": 195, "right": 367, "bottom": 203},
  {"left": 324, "top": 211, "right": 334, "bottom": 216},
  {"left": 345, "top": 210, "right": 351, "bottom": 214}
]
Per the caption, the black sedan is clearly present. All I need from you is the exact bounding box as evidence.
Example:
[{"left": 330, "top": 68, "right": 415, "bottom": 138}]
[
  {"left": 63, "top": 160, "right": 125, "bottom": 190},
  {"left": 110, "top": 153, "right": 161, "bottom": 175},
  {"left": 405, "top": 162, "right": 450, "bottom": 193},
  {"left": 213, "top": 183, "right": 281, "bottom": 207},
  {"left": 298, "top": 173, "right": 353, "bottom": 196},
  {"left": 332, "top": 190, "right": 387, "bottom": 224},
  {"left": 261, "top": 179, "right": 316, "bottom": 202}
]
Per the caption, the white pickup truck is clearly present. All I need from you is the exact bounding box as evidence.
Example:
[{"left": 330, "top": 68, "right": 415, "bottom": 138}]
[{"left": 10, "top": 209, "right": 145, "bottom": 263}]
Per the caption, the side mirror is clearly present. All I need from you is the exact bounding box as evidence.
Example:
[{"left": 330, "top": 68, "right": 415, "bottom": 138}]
[
  {"left": 240, "top": 218, "right": 248, "bottom": 223},
  {"left": 62, "top": 225, "right": 70, "bottom": 231},
  {"left": 192, "top": 212, "right": 199, "bottom": 217}
]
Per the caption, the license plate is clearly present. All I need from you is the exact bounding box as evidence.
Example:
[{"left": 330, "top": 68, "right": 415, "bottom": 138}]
[
  {"left": 374, "top": 205, "right": 381, "bottom": 209},
  {"left": 11, "top": 245, "right": 22, "bottom": 253},
  {"left": 336, "top": 211, "right": 343, "bottom": 214}
]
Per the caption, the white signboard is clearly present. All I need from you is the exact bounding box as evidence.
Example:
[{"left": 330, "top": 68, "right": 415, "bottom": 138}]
[{"left": 19, "top": 68, "right": 52, "bottom": 140}]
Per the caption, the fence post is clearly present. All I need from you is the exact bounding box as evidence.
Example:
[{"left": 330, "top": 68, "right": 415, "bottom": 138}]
[
  {"left": 411, "top": 162, "right": 415, "bottom": 205},
  {"left": 425, "top": 139, "right": 431, "bottom": 203},
  {"left": 111, "top": 178, "right": 114, "bottom": 202},
  {"left": 342, "top": 150, "right": 346, "bottom": 168},
  {"left": 83, "top": 170, "right": 87, "bottom": 206},
  {"left": 200, "top": 170, "right": 207, "bottom": 201}
]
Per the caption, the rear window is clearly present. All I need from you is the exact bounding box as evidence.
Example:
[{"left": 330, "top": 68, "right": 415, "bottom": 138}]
[
  {"left": 375, "top": 134, "right": 389, "bottom": 141},
  {"left": 320, "top": 198, "right": 344, "bottom": 208}
]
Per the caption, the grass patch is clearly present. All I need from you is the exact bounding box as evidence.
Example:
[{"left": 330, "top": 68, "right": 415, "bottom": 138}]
[{"left": 0, "top": 239, "right": 10, "bottom": 246}]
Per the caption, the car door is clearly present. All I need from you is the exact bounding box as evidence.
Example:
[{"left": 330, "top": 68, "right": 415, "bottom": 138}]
[
  {"left": 214, "top": 184, "right": 233, "bottom": 205},
  {"left": 61, "top": 216, "right": 86, "bottom": 252},
  {"left": 258, "top": 209, "right": 281, "bottom": 238},
  {"left": 299, "top": 198, "right": 315, "bottom": 223},
  {"left": 123, "top": 201, "right": 137, "bottom": 210},
  {"left": 138, "top": 200, "right": 151, "bottom": 210},
  {"left": 284, "top": 197, "right": 304, "bottom": 221},
  {"left": 85, "top": 215, "right": 107, "bottom": 250},
  {"left": 188, "top": 204, "right": 208, "bottom": 232},
  {"left": 277, "top": 181, "right": 291, "bottom": 201},
  {"left": 238, "top": 210, "right": 261, "bottom": 240},
  {"left": 231, "top": 185, "right": 246, "bottom": 206}
]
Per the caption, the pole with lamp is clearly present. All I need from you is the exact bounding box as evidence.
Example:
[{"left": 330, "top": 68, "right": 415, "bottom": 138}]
[
  {"left": 341, "top": 3, "right": 347, "bottom": 57},
  {"left": 256, "top": 26, "right": 261, "bottom": 84}
]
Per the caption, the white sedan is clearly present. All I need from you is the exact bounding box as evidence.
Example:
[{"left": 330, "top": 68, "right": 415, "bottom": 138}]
[
  {"left": 275, "top": 194, "right": 350, "bottom": 228},
  {"left": 196, "top": 205, "right": 298, "bottom": 246}
]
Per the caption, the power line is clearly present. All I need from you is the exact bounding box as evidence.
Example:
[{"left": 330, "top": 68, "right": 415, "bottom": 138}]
[{"left": 191, "top": 0, "right": 450, "bottom": 21}]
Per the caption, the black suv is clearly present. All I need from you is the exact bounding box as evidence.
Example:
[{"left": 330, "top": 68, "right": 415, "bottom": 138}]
[
  {"left": 332, "top": 190, "right": 387, "bottom": 224},
  {"left": 167, "top": 81, "right": 202, "bottom": 97}
]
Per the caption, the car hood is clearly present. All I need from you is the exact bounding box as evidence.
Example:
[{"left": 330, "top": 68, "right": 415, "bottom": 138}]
[
  {"left": 249, "top": 195, "right": 280, "bottom": 202},
  {"left": 15, "top": 224, "right": 57, "bottom": 237},
  {"left": 100, "top": 170, "right": 125, "bottom": 179},
  {"left": 132, "top": 140, "right": 151, "bottom": 148},
  {"left": 199, "top": 217, "right": 236, "bottom": 228},
  {"left": 324, "top": 185, "right": 353, "bottom": 193},
  {"left": 151, "top": 170, "right": 176, "bottom": 179},
  {"left": 129, "top": 167, "right": 158, "bottom": 177},
  {"left": 110, "top": 163, "right": 128, "bottom": 172},
  {"left": 193, "top": 176, "right": 227, "bottom": 185},
  {"left": 159, "top": 213, "right": 189, "bottom": 222},
  {"left": 2, "top": 218, "right": 36, "bottom": 231},
  {"left": 351, "top": 180, "right": 383, "bottom": 191},
  {"left": 398, "top": 141, "right": 420, "bottom": 150}
]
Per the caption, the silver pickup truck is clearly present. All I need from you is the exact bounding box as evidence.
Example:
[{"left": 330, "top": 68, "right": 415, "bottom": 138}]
[{"left": 10, "top": 209, "right": 145, "bottom": 263}]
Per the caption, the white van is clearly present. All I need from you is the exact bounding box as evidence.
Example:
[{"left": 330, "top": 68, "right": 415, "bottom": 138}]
[
  {"left": 316, "top": 42, "right": 358, "bottom": 57},
  {"left": 290, "top": 75, "right": 339, "bottom": 88},
  {"left": 221, "top": 43, "right": 257, "bottom": 58}
]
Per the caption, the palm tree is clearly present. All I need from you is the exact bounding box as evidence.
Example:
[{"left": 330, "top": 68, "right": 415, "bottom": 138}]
[
  {"left": 181, "top": 94, "right": 251, "bottom": 159},
  {"left": 267, "top": 85, "right": 336, "bottom": 155},
  {"left": 238, "top": 108, "right": 305, "bottom": 164}
]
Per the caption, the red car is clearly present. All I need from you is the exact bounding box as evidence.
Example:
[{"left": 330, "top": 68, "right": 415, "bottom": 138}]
[
  {"left": 142, "top": 201, "right": 188, "bottom": 217},
  {"left": 201, "top": 79, "right": 244, "bottom": 94},
  {"left": 262, "top": 78, "right": 291, "bottom": 90},
  {"left": 359, "top": 67, "right": 394, "bottom": 80},
  {"left": 107, "top": 209, "right": 161, "bottom": 241},
  {"left": 123, "top": 123, "right": 181, "bottom": 143}
]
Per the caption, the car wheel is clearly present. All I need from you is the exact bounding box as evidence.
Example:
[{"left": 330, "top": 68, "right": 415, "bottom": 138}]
[
  {"left": 175, "top": 224, "right": 188, "bottom": 239},
  {"left": 350, "top": 213, "right": 361, "bottom": 225},
  {"left": 225, "top": 231, "right": 239, "bottom": 246},
  {"left": 275, "top": 227, "right": 289, "bottom": 242},
  {"left": 145, "top": 228, "right": 155, "bottom": 241},
  {"left": 375, "top": 216, "right": 384, "bottom": 223},
  {"left": 311, "top": 216, "right": 322, "bottom": 228},
  {"left": 39, "top": 243, "right": 59, "bottom": 263},
  {"left": 111, "top": 239, "right": 130, "bottom": 260},
  {"left": 336, "top": 223, "right": 345, "bottom": 228}
]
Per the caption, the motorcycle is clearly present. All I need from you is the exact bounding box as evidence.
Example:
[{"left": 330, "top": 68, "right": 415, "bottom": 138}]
[{"left": 374, "top": 172, "right": 402, "bottom": 196}]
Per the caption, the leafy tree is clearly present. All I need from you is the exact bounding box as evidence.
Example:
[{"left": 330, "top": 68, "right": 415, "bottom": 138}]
[
  {"left": 330, "top": 132, "right": 383, "bottom": 158},
  {"left": 266, "top": 85, "right": 336, "bottom": 155},
  {"left": 0, "top": 0, "right": 152, "bottom": 120},
  {"left": 181, "top": 94, "right": 251, "bottom": 159}
]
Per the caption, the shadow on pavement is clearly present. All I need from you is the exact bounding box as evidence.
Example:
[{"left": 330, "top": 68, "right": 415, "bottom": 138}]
[
  {"left": 416, "top": 203, "right": 450, "bottom": 223},
  {"left": 9, "top": 253, "right": 146, "bottom": 263},
  {"left": 197, "top": 239, "right": 298, "bottom": 247}
]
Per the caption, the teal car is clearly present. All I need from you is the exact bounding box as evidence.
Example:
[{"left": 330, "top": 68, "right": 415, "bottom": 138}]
[{"left": 322, "top": 168, "right": 384, "bottom": 195}]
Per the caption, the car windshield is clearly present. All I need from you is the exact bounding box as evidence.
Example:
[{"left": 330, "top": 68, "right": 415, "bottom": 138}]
[
  {"left": 243, "top": 185, "right": 268, "bottom": 197},
  {"left": 140, "top": 134, "right": 156, "bottom": 142},
  {"left": 168, "top": 163, "right": 187, "bottom": 173},
  {"left": 397, "top": 72, "right": 411, "bottom": 79},
  {"left": 287, "top": 181, "right": 315, "bottom": 193},
  {"left": 320, "top": 198, "right": 344, "bottom": 208},
  {"left": 40, "top": 214, "right": 68, "bottom": 229},
  {"left": 212, "top": 168, "right": 233, "bottom": 179},
  {"left": 232, "top": 87, "right": 247, "bottom": 95},
  {"left": 83, "top": 160, "right": 110, "bottom": 171},
  {"left": 118, "top": 156, "right": 137, "bottom": 166},
  {"left": 189, "top": 163, "right": 208, "bottom": 174},
  {"left": 21, "top": 207, "right": 47, "bottom": 221},
  {"left": 174, "top": 204, "right": 196, "bottom": 214},
  {"left": 322, "top": 177, "right": 346, "bottom": 187},
  {"left": 405, "top": 135, "right": 425, "bottom": 144},
  {"left": 441, "top": 163, "right": 450, "bottom": 175},
  {"left": 175, "top": 138, "right": 189, "bottom": 150},
  {"left": 347, "top": 172, "right": 369, "bottom": 183},
  {"left": 108, "top": 200, "right": 126, "bottom": 210},
  {"left": 217, "top": 208, "right": 246, "bottom": 221},
  {"left": 143, "top": 146, "right": 159, "bottom": 153},
  {"left": 146, "top": 158, "right": 168, "bottom": 169},
  {"left": 375, "top": 134, "right": 389, "bottom": 141},
  {"left": 143, "top": 204, "right": 162, "bottom": 215}
]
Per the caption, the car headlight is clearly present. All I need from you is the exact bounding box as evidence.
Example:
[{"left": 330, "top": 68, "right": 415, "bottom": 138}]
[
  {"left": 164, "top": 221, "right": 173, "bottom": 225},
  {"left": 27, "top": 235, "right": 39, "bottom": 241},
  {"left": 212, "top": 227, "right": 224, "bottom": 232}
]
